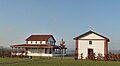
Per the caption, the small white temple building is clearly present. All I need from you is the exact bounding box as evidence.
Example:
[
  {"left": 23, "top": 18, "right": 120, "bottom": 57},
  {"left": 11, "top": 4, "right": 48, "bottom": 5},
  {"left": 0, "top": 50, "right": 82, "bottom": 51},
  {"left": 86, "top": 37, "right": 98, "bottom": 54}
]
[{"left": 74, "top": 31, "right": 110, "bottom": 59}]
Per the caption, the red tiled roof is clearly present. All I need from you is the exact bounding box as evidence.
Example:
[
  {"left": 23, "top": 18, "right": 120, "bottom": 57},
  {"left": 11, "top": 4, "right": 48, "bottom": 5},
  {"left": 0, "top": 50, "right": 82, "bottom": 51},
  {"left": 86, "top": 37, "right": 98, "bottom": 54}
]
[
  {"left": 74, "top": 30, "right": 110, "bottom": 42},
  {"left": 11, "top": 44, "right": 52, "bottom": 48},
  {"left": 25, "top": 35, "right": 56, "bottom": 42},
  {"left": 11, "top": 44, "right": 67, "bottom": 49}
]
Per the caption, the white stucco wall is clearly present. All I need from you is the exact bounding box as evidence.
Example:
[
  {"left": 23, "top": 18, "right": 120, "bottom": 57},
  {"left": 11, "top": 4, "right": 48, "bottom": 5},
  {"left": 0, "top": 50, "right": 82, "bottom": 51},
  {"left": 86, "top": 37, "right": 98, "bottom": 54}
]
[
  {"left": 78, "top": 40, "right": 104, "bottom": 59},
  {"left": 27, "top": 53, "right": 66, "bottom": 56},
  {"left": 27, "top": 53, "right": 53, "bottom": 56},
  {"left": 27, "top": 48, "right": 51, "bottom": 56},
  {"left": 77, "top": 33, "right": 105, "bottom": 59}
]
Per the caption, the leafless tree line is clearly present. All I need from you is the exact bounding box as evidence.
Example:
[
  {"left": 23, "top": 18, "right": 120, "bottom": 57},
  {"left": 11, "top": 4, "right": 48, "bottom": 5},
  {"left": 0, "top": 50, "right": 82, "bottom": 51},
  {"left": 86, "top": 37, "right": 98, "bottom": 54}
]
[{"left": 0, "top": 46, "right": 11, "bottom": 58}]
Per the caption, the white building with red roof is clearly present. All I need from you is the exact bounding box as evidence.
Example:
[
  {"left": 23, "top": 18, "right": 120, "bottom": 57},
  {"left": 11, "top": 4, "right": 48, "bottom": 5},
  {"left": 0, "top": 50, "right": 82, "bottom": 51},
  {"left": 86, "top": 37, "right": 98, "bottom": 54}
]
[
  {"left": 11, "top": 35, "right": 67, "bottom": 57},
  {"left": 74, "top": 31, "right": 110, "bottom": 60}
]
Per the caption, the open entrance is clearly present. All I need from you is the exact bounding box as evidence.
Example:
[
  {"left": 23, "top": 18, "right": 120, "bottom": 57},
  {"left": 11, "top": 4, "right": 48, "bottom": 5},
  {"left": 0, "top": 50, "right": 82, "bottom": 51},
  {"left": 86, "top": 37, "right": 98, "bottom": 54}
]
[{"left": 88, "top": 49, "right": 94, "bottom": 59}]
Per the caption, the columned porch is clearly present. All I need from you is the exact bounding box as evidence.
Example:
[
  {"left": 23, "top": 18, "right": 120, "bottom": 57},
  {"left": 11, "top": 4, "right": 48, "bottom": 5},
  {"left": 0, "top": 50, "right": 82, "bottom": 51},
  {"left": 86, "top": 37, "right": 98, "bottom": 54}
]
[{"left": 11, "top": 44, "right": 67, "bottom": 57}]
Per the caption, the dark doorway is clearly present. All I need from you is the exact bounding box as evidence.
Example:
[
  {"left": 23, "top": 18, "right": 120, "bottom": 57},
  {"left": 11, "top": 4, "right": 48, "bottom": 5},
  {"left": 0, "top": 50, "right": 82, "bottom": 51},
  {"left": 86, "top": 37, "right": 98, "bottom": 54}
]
[
  {"left": 49, "top": 49, "right": 51, "bottom": 54},
  {"left": 88, "top": 49, "right": 93, "bottom": 59}
]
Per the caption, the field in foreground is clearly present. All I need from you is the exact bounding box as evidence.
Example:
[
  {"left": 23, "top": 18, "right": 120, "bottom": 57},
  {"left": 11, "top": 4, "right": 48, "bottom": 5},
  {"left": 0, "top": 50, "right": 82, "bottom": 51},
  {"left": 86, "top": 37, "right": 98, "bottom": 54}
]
[{"left": 0, "top": 57, "right": 120, "bottom": 66}]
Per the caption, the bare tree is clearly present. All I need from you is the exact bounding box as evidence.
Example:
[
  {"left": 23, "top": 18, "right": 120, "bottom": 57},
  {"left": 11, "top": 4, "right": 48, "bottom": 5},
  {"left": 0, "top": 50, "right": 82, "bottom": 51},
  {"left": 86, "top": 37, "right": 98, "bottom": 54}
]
[{"left": 60, "top": 39, "right": 65, "bottom": 60}]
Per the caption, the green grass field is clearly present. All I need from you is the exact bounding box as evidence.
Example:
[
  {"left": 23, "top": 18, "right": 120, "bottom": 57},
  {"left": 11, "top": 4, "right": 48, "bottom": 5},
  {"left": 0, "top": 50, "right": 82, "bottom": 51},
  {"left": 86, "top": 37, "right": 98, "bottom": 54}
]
[{"left": 0, "top": 57, "right": 120, "bottom": 66}]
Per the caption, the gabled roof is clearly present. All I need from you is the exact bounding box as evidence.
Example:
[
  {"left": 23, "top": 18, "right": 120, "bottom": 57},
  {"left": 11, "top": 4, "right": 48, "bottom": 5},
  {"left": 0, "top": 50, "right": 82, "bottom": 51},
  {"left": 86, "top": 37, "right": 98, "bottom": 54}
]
[
  {"left": 74, "top": 30, "right": 110, "bottom": 42},
  {"left": 26, "top": 35, "right": 56, "bottom": 42}
]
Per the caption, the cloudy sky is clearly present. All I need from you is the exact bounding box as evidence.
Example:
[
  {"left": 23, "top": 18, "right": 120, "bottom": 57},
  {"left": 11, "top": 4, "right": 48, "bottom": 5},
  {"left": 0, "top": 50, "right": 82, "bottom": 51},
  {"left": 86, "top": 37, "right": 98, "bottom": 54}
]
[{"left": 0, "top": 0, "right": 120, "bottom": 50}]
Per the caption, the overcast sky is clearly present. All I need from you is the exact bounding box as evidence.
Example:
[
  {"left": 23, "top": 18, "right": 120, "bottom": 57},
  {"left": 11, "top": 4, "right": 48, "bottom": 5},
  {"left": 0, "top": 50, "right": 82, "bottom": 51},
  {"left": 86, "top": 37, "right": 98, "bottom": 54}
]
[{"left": 0, "top": 0, "right": 120, "bottom": 50}]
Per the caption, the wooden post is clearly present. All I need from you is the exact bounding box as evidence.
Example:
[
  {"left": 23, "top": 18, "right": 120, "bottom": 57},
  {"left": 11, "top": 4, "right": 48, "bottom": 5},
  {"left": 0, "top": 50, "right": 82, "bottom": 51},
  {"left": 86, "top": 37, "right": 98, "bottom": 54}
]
[
  {"left": 62, "top": 48, "right": 64, "bottom": 59},
  {"left": 11, "top": 47, "right": 13, "bottom": 58},
  {"left": 52, "top": 48, "right": 54, "bottom": 56},
  {"left": 65, "top": 49, "right": 66, "bottom": 54}
]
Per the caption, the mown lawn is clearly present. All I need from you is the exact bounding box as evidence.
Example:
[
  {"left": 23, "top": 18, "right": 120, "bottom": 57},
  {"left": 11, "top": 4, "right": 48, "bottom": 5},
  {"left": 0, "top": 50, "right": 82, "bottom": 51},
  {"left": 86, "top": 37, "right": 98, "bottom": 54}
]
[
  {"left": 0, "top": 57, "right": 120, "bottom": 66},
  {"left": 0, "top": 58, "right": 30, "bottom": 62}
]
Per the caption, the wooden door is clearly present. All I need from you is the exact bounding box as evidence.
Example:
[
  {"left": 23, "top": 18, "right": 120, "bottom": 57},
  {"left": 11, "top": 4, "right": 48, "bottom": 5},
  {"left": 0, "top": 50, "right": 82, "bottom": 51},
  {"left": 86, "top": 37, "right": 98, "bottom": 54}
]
[{"left": 88, "top": 49, "right": 93, "bottom": 59}]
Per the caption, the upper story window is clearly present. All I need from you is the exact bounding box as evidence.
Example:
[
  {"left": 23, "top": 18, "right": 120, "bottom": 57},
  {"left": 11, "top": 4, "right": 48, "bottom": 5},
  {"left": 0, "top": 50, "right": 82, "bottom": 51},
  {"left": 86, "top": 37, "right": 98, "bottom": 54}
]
[
  {"left": 50, "top": 41, "right": 53, "bottom": 45},
  {"left": 35, "top": 41, "right": 37, "bottom": 44},
  {"left": 89, "top": 41, "right": 92, "bottom": 45},
  {"left": 28, "top": 41, "right": 32, "bottom": 44},
  {"left": 40, "top": 41, "right": 42, "bottom": 44},
  {"left": 47, "top": 41, "right": 55, "bottom": 45},
  {"left": 32, "top": 41, "right": 36, "bottom": 44}
]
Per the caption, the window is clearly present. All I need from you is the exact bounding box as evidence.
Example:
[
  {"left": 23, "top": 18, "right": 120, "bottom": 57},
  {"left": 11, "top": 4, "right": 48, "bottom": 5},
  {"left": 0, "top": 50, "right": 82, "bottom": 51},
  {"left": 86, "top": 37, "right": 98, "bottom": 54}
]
[
  {"left": 37, "top": 41, "right": 40, "bottom": 44},
  {"left": 32, "top": 41, "right": 36, "bottom": 44},
  {"left": 28, "top": 41, "right": 31, "bottom": 44},
  {"left": 53, "top": 42, "right": 55, "bottom": 45},
  {"left": 36, "top": 41, "right": 37, "bottom": 44},
  {"left": 89, "top": 41, "right": 92, "bottom": 45},
  {"left": 40, "top": 41, "right": 42, "bottom": 44},
  {"left": 50, "top": 41, "right": 53, "bottom": 45}
]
